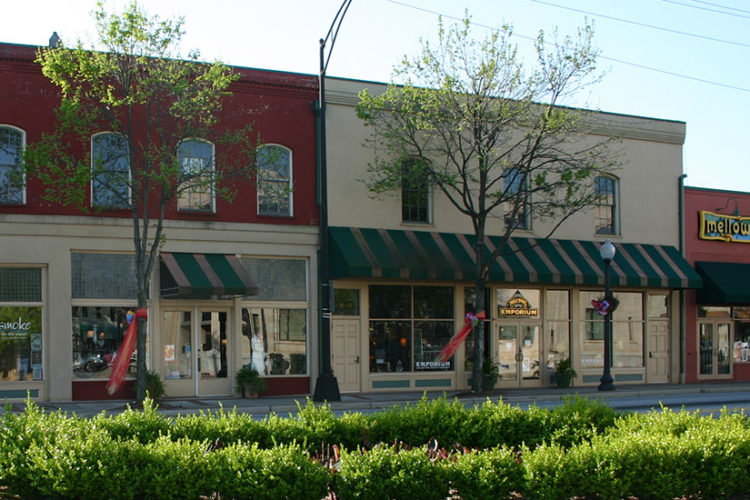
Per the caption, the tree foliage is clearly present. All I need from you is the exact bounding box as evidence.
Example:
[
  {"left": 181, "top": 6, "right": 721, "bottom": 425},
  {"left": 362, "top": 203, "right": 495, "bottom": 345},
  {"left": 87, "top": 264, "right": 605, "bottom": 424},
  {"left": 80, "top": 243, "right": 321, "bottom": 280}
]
[
  {"left": 25, "top": 1, "right": 255, "bottom": 401},
  {"left": 357, "top": 15, "right": 619, "bottom": 391}
]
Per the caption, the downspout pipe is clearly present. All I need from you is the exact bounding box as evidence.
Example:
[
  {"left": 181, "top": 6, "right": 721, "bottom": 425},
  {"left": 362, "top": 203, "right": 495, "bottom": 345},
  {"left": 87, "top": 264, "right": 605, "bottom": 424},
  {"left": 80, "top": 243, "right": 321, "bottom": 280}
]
[{"left": 679, "top": 173, "right": 687, "bottom": 384}]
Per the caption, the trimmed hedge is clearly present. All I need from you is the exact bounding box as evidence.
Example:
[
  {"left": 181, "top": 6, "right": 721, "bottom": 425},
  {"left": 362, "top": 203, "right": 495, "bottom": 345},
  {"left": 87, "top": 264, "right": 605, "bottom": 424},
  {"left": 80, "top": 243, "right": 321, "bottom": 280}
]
[{"left": 2, "top": 396, "right": 750, "bottom": 499}]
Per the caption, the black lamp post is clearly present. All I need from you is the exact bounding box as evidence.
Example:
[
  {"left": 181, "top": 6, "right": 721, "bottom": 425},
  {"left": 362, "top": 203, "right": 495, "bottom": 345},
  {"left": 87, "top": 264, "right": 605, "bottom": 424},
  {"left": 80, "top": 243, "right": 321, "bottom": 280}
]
[
  {"left": 313, "top": 0, "right": 352, "bottom": 402},
  {"left": 598, "top": 238, "right": 616, "bottom": 392}
]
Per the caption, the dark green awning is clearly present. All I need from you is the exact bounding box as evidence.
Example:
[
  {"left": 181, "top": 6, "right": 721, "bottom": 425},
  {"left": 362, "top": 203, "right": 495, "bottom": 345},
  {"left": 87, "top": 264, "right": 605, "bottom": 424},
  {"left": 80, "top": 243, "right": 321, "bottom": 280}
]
[
  {"left": 160, "top": 253, "right": 258, "bottom": 298},
  {"left": 695, "top": 261, "right": 750, "bottom": 304},
  {"left": 329, "top": 226, "right": 703, "bottom": 289}
]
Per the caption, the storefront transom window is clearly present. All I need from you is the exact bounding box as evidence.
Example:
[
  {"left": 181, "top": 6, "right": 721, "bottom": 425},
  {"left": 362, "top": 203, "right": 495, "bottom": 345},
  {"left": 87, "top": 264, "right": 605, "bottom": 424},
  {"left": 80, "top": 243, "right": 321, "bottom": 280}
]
[{"left": 369, "top": 285, "right": 454, "bottom": 372}]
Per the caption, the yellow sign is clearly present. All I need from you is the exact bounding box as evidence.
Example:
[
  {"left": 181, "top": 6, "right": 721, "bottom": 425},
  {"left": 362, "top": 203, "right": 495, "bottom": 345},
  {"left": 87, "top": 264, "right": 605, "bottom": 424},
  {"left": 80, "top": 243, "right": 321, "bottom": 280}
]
[
  {"left": 498, "top": 291, "right": 539, "bottom": 317},
  {"left": 699, "top": 210, "right": 750, "bottom": 243}
]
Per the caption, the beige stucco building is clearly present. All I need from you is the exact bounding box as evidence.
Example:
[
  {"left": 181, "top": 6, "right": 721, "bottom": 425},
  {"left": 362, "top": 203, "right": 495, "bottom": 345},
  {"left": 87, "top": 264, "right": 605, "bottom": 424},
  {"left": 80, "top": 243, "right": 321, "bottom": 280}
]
[{"left": 323, "top": 77, "right": 700, "bottom": 393}]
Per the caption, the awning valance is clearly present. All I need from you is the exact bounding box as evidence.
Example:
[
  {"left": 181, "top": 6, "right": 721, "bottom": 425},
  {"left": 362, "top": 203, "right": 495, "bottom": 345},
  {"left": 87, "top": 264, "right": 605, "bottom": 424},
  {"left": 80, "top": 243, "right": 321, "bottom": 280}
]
[
  {"left": 160, "top": 252, "right": 258, "bottom": 298},
  {"left": 695, "top": 261, "right": 750, "bottom": 304},
  {"left": 329, "top": 226, "right": 703, "bottom": 289}
]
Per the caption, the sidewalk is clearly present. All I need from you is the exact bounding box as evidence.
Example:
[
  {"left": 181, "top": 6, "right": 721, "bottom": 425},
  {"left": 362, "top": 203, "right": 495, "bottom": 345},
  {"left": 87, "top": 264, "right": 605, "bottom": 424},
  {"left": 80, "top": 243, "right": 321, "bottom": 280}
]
[{"left": 6, "top": 380, "right": 750, "bottom": 418}]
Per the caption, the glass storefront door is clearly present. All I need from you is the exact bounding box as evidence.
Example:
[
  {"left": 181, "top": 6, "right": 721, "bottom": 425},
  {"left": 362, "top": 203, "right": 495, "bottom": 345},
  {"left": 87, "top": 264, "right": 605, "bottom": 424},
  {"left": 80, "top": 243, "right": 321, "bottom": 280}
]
[
  {"left": 496, "top": 322, "right": 542, "bottom": 388},
  {"left": 698, "top": 322, "right": 731, "bottom": 378},
  {"left": 162, "top": 307, "right": 231, "bottom": 396}
]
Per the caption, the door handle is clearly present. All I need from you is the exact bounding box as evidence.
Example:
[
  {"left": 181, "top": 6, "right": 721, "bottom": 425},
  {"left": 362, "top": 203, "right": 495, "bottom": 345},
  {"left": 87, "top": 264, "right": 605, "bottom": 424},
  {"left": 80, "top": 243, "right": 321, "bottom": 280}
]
[
  {"left": 355, "top": 356, "right": 360, "bottom": 364},
  {"left": 649, "top": 352, "right": 653, "bottom": 358}
]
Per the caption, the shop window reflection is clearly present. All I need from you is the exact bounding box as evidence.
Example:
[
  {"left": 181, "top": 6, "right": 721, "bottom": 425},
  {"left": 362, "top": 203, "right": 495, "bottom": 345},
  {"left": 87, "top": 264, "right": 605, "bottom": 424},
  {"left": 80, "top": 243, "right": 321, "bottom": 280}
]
[
  {"left": 241, "top": 307, "right": 307, "bottom": 376},
  {"left": 72, "top": 306, "right": 136, "bottom": 379}
]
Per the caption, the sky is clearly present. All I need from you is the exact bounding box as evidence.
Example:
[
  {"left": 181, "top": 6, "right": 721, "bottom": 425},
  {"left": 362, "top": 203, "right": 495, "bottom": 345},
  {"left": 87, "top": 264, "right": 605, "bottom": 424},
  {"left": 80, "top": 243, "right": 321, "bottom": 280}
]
[{"left": 4, "top": 0, "right": 749, "bottom": 192}]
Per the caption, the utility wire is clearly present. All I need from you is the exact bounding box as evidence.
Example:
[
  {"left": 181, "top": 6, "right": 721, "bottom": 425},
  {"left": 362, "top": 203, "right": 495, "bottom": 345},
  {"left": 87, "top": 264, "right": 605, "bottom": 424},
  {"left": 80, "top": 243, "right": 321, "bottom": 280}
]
[
  {"left": 682, "top": 0, "right": 750, "bottom": 16},
  {"left": 383, "top": 0, "right": 750, "bottom": 94},
  {"left": 530, "top": 0, "right": 750, "bottom": 48}
]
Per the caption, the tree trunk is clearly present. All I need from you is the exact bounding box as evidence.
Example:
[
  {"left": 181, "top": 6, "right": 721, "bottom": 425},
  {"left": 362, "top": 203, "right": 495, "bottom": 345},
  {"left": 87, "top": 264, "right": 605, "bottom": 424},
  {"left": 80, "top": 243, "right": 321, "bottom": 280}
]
[{"left": 471, "top": 279, "right": 487, "bottom": 392}]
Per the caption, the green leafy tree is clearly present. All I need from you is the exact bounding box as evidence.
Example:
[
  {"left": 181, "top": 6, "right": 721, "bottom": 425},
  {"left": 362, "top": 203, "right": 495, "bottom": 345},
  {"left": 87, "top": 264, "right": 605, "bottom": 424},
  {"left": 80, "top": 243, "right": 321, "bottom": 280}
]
[
  {"left": 357, "top": 16, "right": 619, "bottom": 391},
  {"left": 25, "top": 1, "right": 255, "bottom": 401}
]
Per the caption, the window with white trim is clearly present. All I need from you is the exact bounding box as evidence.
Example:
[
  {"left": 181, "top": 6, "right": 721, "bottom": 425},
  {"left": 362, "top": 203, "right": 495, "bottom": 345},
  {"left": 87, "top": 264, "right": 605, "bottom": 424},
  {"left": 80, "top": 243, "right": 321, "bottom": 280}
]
[
  {"left": 257, "top": 144, "right": 292, "bottom": 216},
  {"left": 91, "top": 132, "right": 130, "bottom": 208},
  {"left": 594, "top": 175, "right": 618, "bottom": 235},
  {"left": 178, "top": 138, "right": 215, "bottom": 212},
  {"left": 0, "top": 125, "right": 26, "bottom": 205}
]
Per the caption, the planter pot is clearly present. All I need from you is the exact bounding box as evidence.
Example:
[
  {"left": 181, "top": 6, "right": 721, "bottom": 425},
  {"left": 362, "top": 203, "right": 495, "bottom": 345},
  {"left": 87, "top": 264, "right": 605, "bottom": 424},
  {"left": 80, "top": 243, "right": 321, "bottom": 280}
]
[
  {"left": 482, "top": 374, "right": 498, "bottom": 391},
  {"left": 242, "top": 385, "right": 260, "bottom": 398},
  {"left": 556, "top": 373, "right": 573, "bottom": 388}
]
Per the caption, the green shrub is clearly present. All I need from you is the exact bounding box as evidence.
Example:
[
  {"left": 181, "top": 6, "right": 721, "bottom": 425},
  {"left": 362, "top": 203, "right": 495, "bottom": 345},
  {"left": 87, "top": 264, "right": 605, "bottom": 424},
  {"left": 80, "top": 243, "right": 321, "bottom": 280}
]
[
  {"left": 24, "top": 431, "right": 145, "bottom": 499},
  {"left": 169, "top": 406, "right": 274, "bottom": 447},
  {"left": 367, "top": 395, "right": 471, "bottom": 446},
  {"left": 447, "top": 447, "right": 525, "bottom": 499},
  {"left": 94, "top": 397, "right": 170, "bottom": 444},
  {"left": 336, "top": 445, "right": 449, "bottom": 500},
  {"left": 213, "top": 442, "right": 331, "bottom": 499}
]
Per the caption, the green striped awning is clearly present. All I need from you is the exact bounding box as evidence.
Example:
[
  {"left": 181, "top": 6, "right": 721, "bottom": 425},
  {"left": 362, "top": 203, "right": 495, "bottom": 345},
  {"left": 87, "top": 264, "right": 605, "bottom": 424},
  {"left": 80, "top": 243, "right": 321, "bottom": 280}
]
[
  {"left": 329, "top": 227, "right": 703, "bottom": 289},
  {"left": 160, "top": 253, "right": 258, "bottom": 298}
]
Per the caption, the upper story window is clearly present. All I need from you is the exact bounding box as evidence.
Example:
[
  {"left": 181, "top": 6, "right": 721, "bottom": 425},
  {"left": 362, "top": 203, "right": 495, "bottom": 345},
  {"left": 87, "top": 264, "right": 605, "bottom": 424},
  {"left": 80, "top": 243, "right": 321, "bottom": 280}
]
[
  {"left": 0, "top": 125, "right": 26, "bottom": 205},
  {"left": 503, "top": 167, "right": 528, "bottom": 230},
  {"left": 401, "top": 158, "right": 430, "bottom": 224},
  {"left": 178, "top": 138, "right": 215, "bottom": 212},
  {"left": 91, "top": 132, "right": 130, "bottom": 209},
  {"left": 594, "top": 175, "right": 618, "bottom": 235},
  {"left": 257, "top": 144, "right": 292, "bottom": 217}
]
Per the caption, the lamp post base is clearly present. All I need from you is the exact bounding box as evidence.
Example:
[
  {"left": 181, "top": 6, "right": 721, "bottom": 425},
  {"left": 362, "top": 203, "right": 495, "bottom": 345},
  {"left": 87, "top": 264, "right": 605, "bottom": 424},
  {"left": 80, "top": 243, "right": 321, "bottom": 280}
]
[
  {"left": 313, "top": 369, "right": 341, "bottom": 401},
  {"left": 598, "top": 374, "right": 615, "bottom": 391}
]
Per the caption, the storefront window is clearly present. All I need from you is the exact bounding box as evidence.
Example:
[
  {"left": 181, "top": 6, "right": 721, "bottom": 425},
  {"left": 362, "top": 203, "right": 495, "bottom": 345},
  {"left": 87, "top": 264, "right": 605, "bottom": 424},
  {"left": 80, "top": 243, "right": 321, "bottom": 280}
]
[
  {"left": 0, "top": 267, "right": 43, "bottom": 382},
  {"left": 73, "top": 306, "right": 136, "bottom": 379},
  {"left": 580, "top": 291, "right": 644, "bottom": 369},
  {"left": 0, "top": 306, "right": 42, "bottom": 381},
  {"left": 163, "top": 311, "right": 192, "bottom": 379},
  {"left": 545, "top": 290, "right": 570, "bottom": 369},
  {"left": 241, "top": 307, "right": 307, "bottom": 375},
  {"left": 726, "top": 307, "right": 750, "bottom": 363},
  {"left": 369, "top": 285, "right": 454, "bottom": 372}
]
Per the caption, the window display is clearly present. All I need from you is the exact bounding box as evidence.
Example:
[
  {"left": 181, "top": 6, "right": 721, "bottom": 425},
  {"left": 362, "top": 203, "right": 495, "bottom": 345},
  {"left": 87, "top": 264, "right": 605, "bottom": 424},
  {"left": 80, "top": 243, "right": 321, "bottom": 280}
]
[
  {"left": 72, "top": 306, "right": 134, "bottom": 379},
  {"left": 0, "top": 306, "right": 42, "bottom": 381},
  {"left": 369, "top": 285, "right": 454, "bottom": 372},
  {"left": 241, "top": 307, "right": 307, "bottom": 375}
]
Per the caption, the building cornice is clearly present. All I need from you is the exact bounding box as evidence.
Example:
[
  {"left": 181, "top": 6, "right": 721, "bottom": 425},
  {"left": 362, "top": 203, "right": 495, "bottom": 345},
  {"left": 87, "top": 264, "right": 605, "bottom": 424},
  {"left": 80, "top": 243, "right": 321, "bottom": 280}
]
[{"left": 325, "top": 77, "right": 686, "bottom": 146}]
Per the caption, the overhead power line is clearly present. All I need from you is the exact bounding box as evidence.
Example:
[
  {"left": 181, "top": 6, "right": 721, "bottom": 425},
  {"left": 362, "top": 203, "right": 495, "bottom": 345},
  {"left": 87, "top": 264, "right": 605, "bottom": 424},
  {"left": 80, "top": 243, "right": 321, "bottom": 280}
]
[
  {"left": 530, "top": 0, "right": 750, "bottom": 48},
  {"left": 383, "top": 0, "right": 750, "bottom": 94},
  {"left": 671, "top": 0, "right": 750, "bottom": 17}
]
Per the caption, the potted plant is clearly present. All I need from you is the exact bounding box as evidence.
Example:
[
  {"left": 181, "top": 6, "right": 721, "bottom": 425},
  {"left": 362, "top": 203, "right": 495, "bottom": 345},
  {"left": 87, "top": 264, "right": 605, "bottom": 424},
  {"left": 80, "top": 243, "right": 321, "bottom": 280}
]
[
  {"left": 554, "top": 358, "right": 577, "bottom": 388},
  {"left": 482, "top": 360, "right": 499, "bottom": 391},
  {"left": 235, "top": 365, "right": 268, "bottom": 398}
]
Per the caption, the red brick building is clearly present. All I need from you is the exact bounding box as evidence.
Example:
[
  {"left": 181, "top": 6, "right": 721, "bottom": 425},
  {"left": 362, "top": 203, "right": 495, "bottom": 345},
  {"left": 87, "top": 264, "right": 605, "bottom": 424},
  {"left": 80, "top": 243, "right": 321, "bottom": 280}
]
[{"left": 0, "top": 42, "right": 321, "bottom": 401}]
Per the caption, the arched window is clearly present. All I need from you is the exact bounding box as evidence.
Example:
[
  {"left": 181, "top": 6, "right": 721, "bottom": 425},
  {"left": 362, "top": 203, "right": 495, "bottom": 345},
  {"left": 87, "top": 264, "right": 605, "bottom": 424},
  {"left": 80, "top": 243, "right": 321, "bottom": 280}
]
[
  {"left": 257, "top": 144, "right": 292, "bottom": 216},
  {"left": 0, "top": 125, "right": 26, "bottom": 205},
  {"left": 594, "top": 175, "right": 618, "bottom": 235},
  {"left": 91, "top": 132, "right": 129, "bottom": 208},
  {"left": 178, "top": 138, "right": 215, "bottom": 212}
]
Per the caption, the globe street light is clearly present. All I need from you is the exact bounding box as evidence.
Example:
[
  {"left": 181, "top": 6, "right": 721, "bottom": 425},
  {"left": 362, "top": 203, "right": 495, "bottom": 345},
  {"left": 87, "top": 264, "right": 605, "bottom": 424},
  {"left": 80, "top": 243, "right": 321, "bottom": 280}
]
[{"left": 599, "top": 238, "right": 616, "bottom": 391}]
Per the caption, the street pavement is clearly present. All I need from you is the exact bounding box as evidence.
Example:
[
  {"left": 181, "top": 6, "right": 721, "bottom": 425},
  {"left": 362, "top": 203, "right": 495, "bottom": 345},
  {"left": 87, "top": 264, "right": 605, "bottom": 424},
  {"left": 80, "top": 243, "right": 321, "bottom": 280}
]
[{"left": 5, "top": 381, "right": 750, "bottom": 418}]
